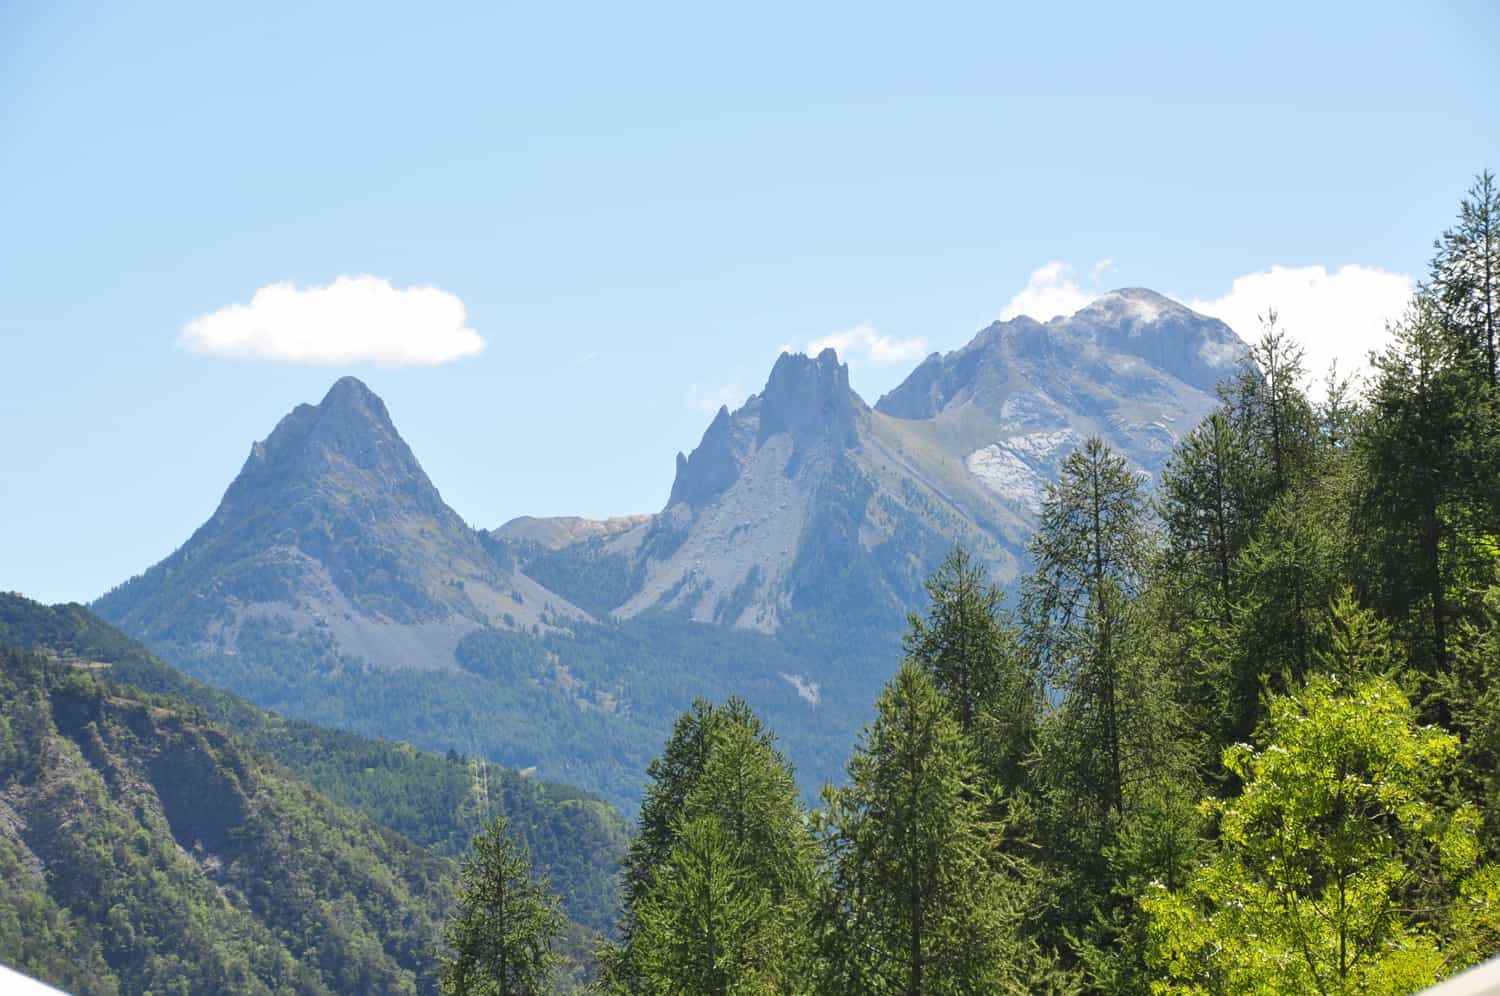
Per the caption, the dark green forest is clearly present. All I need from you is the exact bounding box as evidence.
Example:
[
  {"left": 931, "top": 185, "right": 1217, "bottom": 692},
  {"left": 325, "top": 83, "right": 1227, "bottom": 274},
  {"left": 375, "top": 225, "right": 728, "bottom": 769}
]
[
  {"left": 578, "top": 173, "right": 1500, "bottom": 994},
  {"left": 0, "top": 643, "right": 456, "bottom": 994},
  {"left": 105, "top": 589, "right": 885, "bottom": 812},
  {"left": 0, "top": 596, "right": 633, "bottom": 993},
  {"left": 0, "top": 594, "right": 629, "bottom": 936}
]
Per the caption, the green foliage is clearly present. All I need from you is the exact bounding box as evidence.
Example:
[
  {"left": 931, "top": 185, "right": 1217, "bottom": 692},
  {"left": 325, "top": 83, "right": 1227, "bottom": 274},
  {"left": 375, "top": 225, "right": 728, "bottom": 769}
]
[
  {"left": 0, "top": 643, "right": 455, "bottom": 994},
  {"left": 1430, "top": 169, "right": 1500, "bottom": 386},
  {"left": 819, "top": 663, "right": 1050, "bottom": 994},
  {"left": 630, "top": 815, "right": 785, "bottom": 995},
  {"left": 1144, "top": 674, "right": 1490, "bottom": 994},
  {"left": 442, "top": 817, "right": 566, "bottom": 996},
  {"left": 512, "top": 540, "right": 638, "bottom": 618},
  {"left": 1023, "top": 436, "right": 1150, "bottom": 644},
  {"left": 1443, "top": 585, "right": 1500, "bottom": 844},
  {"left": 1216, "top": 311, "right": 1323, "bottom": 511},
  {"left": 1157, "top": 411, "right": 1251, "bottom": 618},
  {"left": 904, "top": 548, "right": 1037, "bottom": 791},
  {"left": 609, "top": 698, "right": 818, "bottom": 993},
  {"left": 0, "top": 830, "right": 118, "bottom": 995},
  {"left": 1225, "top": 484, "right": 1344, "bottom": 718},
  {"left": 0, "top": 593, "right": 627, "bottom": 936},
  {"left": 1355, "top": 297, "right": 1498, "bottom": 685}
]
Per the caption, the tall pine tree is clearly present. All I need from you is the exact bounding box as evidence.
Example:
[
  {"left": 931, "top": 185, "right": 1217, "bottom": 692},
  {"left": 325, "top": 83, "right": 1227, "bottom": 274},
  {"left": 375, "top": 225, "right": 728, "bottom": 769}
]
[
  {"left": 1431, "top": 169, "right": 1500, "bottom": 387},
  {"left": 441, "top": 817, "right": 565, "bottom": 996},
  {"left": 1355, "top": 298, "right": 1492, "bottom": 691},
  {"left": 819, "top": 662, "right": 1047, "bottom": 995},
  {"left": 607, "top": 698, "right": 817, "bottom": 993},
  {"left": 903, "top": 546, "right": 1038, "bottom": 792}
]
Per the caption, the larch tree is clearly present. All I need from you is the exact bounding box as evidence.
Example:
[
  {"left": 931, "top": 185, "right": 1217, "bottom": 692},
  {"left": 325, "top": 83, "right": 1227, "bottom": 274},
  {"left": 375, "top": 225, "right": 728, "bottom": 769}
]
[
  {"left": 1431, "top": 169, "right": 1500, "bottom": 387},
  {"left": 1217, "top": 312, "right": 1322, "bottom": 519},
  {"left": 903, "top": 546, "right": 1038, "bottom": 792},
  {"left": 1355, "top": 298, "right": 1490, "bottom": 691},
  {"left": 819, "top": 662, "right": 1044, "bottom": 995},
  {"left": 441, "top": 816, "right": 564, "bottom": 996},
  {"left": 1022, "top": 436, "right": 1151, "bottom": 825},
  {"left": 631, "top": 816, "right": 780, "bottom": 996},
  {"left": 607, "top": 698, "right": 817, "bottom": 994},
  {"left": 1157, "top": 411, "right": 1250, "bottom": 624},
  {"left": 1022, "top": 437, "right": 1199, "bottom": 986}
]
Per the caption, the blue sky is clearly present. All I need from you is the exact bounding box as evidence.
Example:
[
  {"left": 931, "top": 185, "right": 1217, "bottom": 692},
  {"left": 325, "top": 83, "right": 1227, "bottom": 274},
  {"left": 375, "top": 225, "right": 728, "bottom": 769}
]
[{"left": 2, "top": 1, "right": 1497, "bottom": 604}]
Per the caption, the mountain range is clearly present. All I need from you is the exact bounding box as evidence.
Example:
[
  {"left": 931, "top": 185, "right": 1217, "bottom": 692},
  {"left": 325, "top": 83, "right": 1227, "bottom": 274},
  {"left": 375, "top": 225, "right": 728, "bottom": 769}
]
[{"left": 92, "top": 289, "right": 1246, "bottom": 806}]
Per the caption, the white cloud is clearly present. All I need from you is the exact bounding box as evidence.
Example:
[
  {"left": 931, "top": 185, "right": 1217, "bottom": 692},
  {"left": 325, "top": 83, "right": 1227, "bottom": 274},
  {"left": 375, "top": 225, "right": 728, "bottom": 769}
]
[
  {"left": 802, "top": 322, "right": 928, "bottom": 366},
  {"left": 1000, "top": 261, "right": 1097, "bottom": 321},
  {"left": 1187, "top": 264, "right": 1413, "bottom": 388},
  {"left": 686, "top": 381, "right": 744, "bottom": 414},
  {"left": 179, "top": 275, "right": 484, "bottom": 366}
]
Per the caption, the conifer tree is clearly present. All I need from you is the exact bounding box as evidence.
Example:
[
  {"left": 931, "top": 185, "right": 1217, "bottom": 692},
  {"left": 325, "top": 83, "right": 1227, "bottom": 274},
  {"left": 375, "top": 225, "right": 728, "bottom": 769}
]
[
  {"left": 1157, "top": 411, "right": 1249, "bottom": 623},
  {"left": 1431, "top": 169, "right": 1500, "bottom": 387},
  {"left": 1023, "top": 438, "right": 1201, "bottom": 986},
  {"left": 441, "top": 816, "right": 565, "bottom": 996},
  {"left": 1224, "top": 486, "right": 1343, "bottom": 735},
  {"left": 608, "top": 698, "right": 817, "bottom": 993},
  {"left": 1023, "top": 436, "right": 1150, "bottom": 823},
  {"left": 820, "top": 662, "right": 1044, "bottom": 995},
  {"left": 1355, "top": 298, "right": 1491, "bottom": 687},
  {"left": 903, "top": 546, "right": 1037, "bottom": 791},
  {"left": 618, "top": 699, "right": 756, "bottom": 940},
  {"left": 631, "top": 816, "right": 781, "bottom": 996},
  {"left": 1217, "top": 312, "right": 1322, "bottom": 517}
]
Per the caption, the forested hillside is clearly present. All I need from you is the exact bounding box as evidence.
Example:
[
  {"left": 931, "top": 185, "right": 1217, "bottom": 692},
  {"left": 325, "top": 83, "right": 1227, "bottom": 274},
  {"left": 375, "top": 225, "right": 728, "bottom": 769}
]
[
  {"left": 0, "top": 644, "right": 455, "bottom": 994},
  {"left": 593, "top": 172, "right": 1500, "bottom": 994},
  {"left": 0, "top": 594, "right": 628, "bottom": 937}
]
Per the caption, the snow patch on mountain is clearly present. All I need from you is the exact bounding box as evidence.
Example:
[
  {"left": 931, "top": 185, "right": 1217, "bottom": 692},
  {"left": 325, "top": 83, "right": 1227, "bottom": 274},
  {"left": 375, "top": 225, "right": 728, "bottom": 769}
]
[{"left": 965, "top": 430, "right": 1079, "bottom": 510}]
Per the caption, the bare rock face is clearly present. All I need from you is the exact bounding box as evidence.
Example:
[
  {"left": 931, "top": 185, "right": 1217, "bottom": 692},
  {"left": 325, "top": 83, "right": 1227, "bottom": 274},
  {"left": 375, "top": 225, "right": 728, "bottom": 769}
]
[
  {"left": 756, "top": 348, "right": 859, "bottom": 451},
  {"left": 592, "top": 290, "right": 1246, "bottom": 637},
  {"left": 95, "top": 377, "right": 584, "bottom": 678},
  {"left": 872, "top": 289, "right": 1244, "bottom": 516}
]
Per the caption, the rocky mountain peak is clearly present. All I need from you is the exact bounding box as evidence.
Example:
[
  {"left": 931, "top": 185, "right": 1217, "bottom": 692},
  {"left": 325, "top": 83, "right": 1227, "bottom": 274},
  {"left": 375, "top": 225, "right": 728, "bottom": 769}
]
[
  {"left": 667, "top": 349, "right": 862, "bottom": 509},
  {"left": 1063, "top": 289, "right": 1245, "bottom": 393},
  {"left": 1073, "top": 287, "right": 1190, "bottom": 327},
  {"left": 225, "top": 376, "right": 447, "bottom": 520},
  {"left": 95, "top": 376, "right": 587, "bottom": 674},
  {"left": 758, "top": 348, "right": 859, "bottom": 447},
  {"left": 876, "top": 288, "right": 1246, "bottom": 418},
  {"left": 668, "top": 405, "right": 739, "bottom": 507}
]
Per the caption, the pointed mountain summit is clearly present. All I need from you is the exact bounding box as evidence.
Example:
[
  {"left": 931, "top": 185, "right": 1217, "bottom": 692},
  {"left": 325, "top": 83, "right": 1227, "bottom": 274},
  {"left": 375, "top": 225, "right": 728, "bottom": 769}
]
[
  {"left": 95, "top": 377, "right": 582, "bottom": 683},
  {"left": 667, "top": 349, "right": 860, "bottom": 509},
  {"left": 209, "top": 376, "right": 456, "bottom": 540},
  {"left": 576, "top": 348, "right": 1017, "bottom": 632}
]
